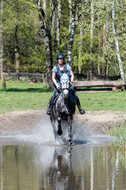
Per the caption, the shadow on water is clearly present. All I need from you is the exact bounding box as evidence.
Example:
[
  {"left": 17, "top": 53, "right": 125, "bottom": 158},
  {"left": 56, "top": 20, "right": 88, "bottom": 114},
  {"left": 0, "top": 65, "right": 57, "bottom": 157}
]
[
  {"left": 0, "top": 87, "right": 52, "bottom": 93},
  {"left": 73, "top": 139, "right": 90, "bottom": 145}
]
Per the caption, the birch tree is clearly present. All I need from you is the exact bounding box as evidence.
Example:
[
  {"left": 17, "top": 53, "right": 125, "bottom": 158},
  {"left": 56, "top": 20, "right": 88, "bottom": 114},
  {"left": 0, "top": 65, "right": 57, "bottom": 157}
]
[
  {"left": 98, "top": 21, "right": 101, "bottom": 75},
  {"left": 57, "top": 0, "right": 61, "bottom": 47},
  {"left": 78, "top": 0, "right": 85, "bottom": 74},
  {"left": 36, "top": 0, "right": 53, "bottom": 88},
  {"left": 112, "top": 0, "right": 125, "bottom": 81},
  {"left": 89, "top": 0, "right": 94, "bottom": 80},
  {"left": 69, "top": 0, "right": 72, "bottom": 33},
  {"left": 67, "top": 0, "right": 77, "bottom": 65},
  {"left": 43, "top": 0, "right": 46, "bottom": 13},
  {"left": 52, "top": 0, "right": 57, "bottom": 51}
]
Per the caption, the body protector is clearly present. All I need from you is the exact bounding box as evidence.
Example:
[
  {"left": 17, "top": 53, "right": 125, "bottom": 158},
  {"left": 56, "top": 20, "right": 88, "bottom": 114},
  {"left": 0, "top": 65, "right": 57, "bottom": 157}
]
[
  {"left": 56, "top": 63, "right": 71, "bottom": 83},
  {"left": 56, "top": 63, "right": 71, "bottom": 99}
]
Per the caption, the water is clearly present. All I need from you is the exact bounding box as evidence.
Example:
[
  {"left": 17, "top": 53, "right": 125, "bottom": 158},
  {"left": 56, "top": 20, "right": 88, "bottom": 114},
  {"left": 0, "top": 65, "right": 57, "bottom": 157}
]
[{"left": 0, "top": 123, "right": 126, "bottom": 190}]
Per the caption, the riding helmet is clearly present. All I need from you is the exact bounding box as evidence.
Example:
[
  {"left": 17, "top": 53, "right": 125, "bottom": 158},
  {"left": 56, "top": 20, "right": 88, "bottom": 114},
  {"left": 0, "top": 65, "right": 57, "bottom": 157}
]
[{"left": 56, "top": 53, "right": 65, "bottom": 60}]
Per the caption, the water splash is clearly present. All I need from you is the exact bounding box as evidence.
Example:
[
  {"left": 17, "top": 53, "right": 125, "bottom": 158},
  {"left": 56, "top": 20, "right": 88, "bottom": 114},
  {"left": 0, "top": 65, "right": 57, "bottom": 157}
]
[{"left": 0, "top": 117, "right": 117, "bottom": 146}]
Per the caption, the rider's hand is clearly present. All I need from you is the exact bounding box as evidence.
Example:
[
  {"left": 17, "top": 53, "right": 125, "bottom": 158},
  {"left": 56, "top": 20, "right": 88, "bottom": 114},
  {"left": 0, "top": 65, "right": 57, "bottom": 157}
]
[
  {"left": 70, "top": 81, "right": 74, "bottom": 86},
  {"left": 56, "top": 84, "right": 60, "bottom": 89}
]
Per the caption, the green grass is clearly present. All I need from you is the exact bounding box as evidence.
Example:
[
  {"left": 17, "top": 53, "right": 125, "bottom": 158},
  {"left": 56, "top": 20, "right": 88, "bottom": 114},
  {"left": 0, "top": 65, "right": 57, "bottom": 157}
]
[
  {"left": 0, "top": 80, "right": 52, "bottom": 114},
  {"left": 0, "top": 80, "right": 126, "bottom": 114},
  {"left": 109, "top": 123, "right": 126, "bottom": 148},
  {"left": 77, "top": 90, "right": 126, "bottom": 111}
]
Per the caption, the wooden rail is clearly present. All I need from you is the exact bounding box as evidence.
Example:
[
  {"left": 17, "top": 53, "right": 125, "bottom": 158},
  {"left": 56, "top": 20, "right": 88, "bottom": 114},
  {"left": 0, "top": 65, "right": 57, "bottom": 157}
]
[
  {"left": 0, "top": 72, "right": 125, "bottom": 91},
  {"left": 0, "top": 72, "right": 47, "bottom": 87},
  {"left": 74, "top": 80, "right": 126, "bottom": 91}
]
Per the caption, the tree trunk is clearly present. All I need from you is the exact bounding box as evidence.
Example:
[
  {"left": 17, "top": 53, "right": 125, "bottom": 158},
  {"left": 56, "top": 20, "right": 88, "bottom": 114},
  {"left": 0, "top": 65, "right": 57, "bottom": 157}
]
[
  {"left": 102, "top": 14, "right": 109, "bottom": 77},
  {"left": 102, "top": 24, "right": 106, "bottom": 75},
  {"left": 78, "top": 0, "right": 85, "bottom": 74},
  {"left": 0, "top": 0, "right": 6, "bottom": 88},
  {"left": 98, "top": 22, "right": 101, "bottom": 75},
  {"left": 69, "top": 0, "right": 72, "bottom": 33},
  {"left": 89, "top": 0, "right": 94, "bottom": 80},
  {"left": 37, "top": 0, "right": 53, "bottom": 89},
  {"left": 112, "top": 0, "right": 125, "bottom": 81},
  {"left": 67, "top": 0, "right": 76, "bottom": 65},
  {"left": 52, "top": 1, "right": 57, "bottom": 51},
  {"left": 0, "top": 0, "right": 3, "bottom": 78},
  {"left": 57, "top": 0, "right": 61, "bottom": 47},
  {"left": 43, "top": 0, "right": 46, "bottom": 14},
  {"left": 14, "top": 26, "right": 20, "bottom": 73},
  {"left": 14, "top": 0, "right": 21, "bottom": 73},
  {"left": 105, "top": 13, "right": 109, "bottom": 77}
]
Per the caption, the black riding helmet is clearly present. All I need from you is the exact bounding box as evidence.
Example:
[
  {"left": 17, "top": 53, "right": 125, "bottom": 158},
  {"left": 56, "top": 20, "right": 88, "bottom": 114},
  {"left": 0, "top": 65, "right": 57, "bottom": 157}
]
[{"left": 56, "top": 53, "right": 65, "bottom": 60}]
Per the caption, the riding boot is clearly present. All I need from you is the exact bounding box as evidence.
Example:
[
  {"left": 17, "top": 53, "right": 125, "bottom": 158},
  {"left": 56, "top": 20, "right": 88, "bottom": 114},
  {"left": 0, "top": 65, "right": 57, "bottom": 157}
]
[
  {"left": 73, "top": 93, "right": 85, "bottom": 114},
  {"left": 46, "top": 99, "right": 53, "bottom": 115}
]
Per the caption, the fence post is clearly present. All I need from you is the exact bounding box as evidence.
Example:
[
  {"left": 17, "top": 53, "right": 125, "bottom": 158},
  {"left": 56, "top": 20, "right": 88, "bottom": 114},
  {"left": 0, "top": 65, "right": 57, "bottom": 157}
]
[
  {"left": 42, "top": 73, "right": 47, "bottom": 87},
  {"left": 1, "top": 72, "right": 6, "bottom": 89}
]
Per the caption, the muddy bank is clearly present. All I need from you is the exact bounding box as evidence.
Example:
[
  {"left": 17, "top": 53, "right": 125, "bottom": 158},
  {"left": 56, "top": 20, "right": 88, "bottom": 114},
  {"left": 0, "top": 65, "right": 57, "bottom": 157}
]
[{"left": 0, "top": 110, "right": 126, "bottom": 134}]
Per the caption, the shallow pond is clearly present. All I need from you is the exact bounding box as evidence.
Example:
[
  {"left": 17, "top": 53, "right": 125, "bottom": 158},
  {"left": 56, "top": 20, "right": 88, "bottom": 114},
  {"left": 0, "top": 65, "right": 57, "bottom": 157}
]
[{"left": 0, "top": 130, "right": 126, "bottom": 190}]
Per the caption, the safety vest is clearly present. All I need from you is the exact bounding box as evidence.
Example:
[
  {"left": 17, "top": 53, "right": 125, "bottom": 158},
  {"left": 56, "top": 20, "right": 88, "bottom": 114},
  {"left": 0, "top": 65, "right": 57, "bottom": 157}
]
[{"left": 56, "top": 63, "right": 70, "bottom": 81}]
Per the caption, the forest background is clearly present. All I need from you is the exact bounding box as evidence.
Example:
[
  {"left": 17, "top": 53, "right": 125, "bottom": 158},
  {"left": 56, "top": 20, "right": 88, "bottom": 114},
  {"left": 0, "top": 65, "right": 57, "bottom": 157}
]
[{"left": 0, "top": 0, "right": 126, "bottom": 88}]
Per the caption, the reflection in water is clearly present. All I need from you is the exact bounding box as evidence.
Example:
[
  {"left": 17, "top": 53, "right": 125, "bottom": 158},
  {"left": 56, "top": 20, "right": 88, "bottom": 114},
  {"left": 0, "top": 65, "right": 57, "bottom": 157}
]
[{"left": 0, "top": 144, "right": 126, "bottom": 190}]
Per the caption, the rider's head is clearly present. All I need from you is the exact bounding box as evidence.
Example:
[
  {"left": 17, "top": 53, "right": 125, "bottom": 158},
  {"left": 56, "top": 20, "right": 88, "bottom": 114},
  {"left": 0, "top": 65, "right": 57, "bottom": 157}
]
[{"left": 57, "top": 53, "right": 65, "bottom": 66}]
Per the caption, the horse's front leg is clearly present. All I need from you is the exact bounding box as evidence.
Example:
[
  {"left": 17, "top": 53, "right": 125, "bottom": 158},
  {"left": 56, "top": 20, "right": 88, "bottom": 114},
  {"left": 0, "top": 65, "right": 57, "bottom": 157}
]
[
  {"left": 67, "top": 116, "right": 73, "bottom": 145},
  {"left": 57, "top": 115, "right": 62, "bottom": 136},
  {"left": 50, "top": 116, "right": 57, "bottom": 140}
]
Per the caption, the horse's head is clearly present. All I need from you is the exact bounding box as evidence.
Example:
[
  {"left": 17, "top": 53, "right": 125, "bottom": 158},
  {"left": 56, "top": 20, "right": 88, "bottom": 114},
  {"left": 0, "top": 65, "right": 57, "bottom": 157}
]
[{"left": 60, "top": 73, "right": 70, "bottom": 99}]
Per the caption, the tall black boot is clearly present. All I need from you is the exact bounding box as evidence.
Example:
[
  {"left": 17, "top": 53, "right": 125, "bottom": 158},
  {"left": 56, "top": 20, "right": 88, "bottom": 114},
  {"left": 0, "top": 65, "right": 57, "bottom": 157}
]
[{"left": 73, "top": 93, "right": 85, "bottom": 114}]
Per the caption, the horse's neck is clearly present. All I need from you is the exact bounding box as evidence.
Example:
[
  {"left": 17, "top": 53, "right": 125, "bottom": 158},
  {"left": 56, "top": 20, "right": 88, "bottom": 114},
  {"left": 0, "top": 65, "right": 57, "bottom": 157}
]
[
  {"left": 56, "top": 93, "right": 65, "bottom": 108},
  {"left": 57, "top": 93, "right": 64, "bottom": 103}
]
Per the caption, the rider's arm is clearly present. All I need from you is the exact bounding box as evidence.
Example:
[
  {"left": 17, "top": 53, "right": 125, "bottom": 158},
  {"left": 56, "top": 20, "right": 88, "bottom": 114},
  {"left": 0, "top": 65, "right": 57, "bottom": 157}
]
[
  {"left": 70, "top": 70, "right": 74, "bottom": 84},
  {"left": 52, "top": 72, "right": 60, "bottom": 89}
]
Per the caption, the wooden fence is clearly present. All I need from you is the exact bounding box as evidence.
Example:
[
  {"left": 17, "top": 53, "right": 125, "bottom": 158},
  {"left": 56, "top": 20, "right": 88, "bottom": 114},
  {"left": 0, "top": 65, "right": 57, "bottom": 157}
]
[
  {"left": 0, "top": 72, "right": 125, "bottom": 91},
  {"left": 74, "top": 80, "right": 126, "bottom": 91},
  {"left": 0, "top": 72, "right": 48, "bottom": 87}
]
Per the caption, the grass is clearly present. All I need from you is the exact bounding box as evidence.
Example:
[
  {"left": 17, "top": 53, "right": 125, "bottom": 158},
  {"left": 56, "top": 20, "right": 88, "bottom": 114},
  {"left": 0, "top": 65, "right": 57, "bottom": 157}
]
[
  {"left": 78, "top": 90, "right": 126, "bottom": 111},
  {"left": 0, "top": 80, "right": 52, "bottom": 114},
  {"left": 0, "top": 80, "right": 126, "bottom": 114},
  {"left": 108, "top": 123, "right": 126, "bottom": 147}
]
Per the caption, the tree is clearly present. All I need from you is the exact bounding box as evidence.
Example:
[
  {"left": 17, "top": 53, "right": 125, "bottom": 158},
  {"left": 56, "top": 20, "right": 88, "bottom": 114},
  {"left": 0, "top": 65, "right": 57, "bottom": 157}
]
[
  {"left": 0, "top": 0, "right": 3, "bottom": 78},
  {"left": 112, "top": 0, "right": 125, "bottom": 81},
  {"left": 36, "top": 0, "right": 53, "bottom": 88},
  {"left": 57, "top": 0, "right": 61, "bottom": 47},
  {"left": 89, "top": 0, "right": 94, "bottom": 80},
  {"left": 0, "top": 0, "right": 6, "bottom": 88},
  {"left": 67, "top": 0, "right": 77, "bottom": 65}
]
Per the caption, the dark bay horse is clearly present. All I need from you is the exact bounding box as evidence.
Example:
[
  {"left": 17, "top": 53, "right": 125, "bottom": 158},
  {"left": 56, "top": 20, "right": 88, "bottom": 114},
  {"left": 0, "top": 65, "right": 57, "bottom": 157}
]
[{"left": 50, "top": 73, "right": 76, "bottom": 144}]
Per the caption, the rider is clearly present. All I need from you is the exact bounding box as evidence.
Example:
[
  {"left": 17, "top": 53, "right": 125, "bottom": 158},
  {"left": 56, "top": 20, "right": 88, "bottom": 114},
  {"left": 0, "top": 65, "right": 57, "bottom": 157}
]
[{"left": 46, "top": 53, "right": 85, "bottom": 115}]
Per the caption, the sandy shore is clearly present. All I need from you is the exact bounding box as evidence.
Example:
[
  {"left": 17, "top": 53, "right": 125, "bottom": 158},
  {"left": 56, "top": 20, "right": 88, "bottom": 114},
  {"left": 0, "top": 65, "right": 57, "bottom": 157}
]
[{"left": 0, "top": 110, "right": 126, "bottom": 134}]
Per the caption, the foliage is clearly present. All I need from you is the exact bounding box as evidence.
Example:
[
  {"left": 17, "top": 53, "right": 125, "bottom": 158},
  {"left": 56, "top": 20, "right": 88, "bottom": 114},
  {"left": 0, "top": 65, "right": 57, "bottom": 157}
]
[{"left": 0, "top": 0, "right": 126, "bottom": 76}]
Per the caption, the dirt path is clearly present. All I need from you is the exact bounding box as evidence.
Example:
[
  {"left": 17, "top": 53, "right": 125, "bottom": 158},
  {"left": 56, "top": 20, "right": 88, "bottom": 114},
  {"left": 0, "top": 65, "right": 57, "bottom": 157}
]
[{"left": 0, "top": 110, "right": 126, "bottom": 134}]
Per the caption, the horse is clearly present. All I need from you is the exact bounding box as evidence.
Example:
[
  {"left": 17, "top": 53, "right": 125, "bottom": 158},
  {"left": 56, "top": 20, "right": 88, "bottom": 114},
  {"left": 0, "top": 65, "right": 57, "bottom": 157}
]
[{"left": 50, "top": 73, "right": 76, "bottom": 145}]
